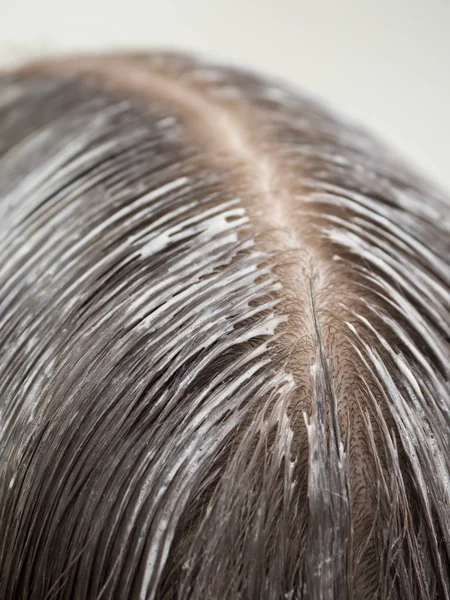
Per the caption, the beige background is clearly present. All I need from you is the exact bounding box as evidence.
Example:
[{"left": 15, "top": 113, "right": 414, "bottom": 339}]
[{"left": 0, "top": 0, "right": 449, "bottom": 192}]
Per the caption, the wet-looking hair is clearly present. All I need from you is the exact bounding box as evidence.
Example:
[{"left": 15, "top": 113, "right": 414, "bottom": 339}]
[{"left": 0, "top": 52, "right": 449, "bottom": 600}]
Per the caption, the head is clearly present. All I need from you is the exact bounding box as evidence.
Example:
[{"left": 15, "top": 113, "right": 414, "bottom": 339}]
[{"left": 0, "top": 52, "right": 449, "bottom": 599}]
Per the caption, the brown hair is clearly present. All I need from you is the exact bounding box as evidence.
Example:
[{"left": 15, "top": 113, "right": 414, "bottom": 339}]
[{"left": 0, "top": 52, "right": 449, "bottom": 599}]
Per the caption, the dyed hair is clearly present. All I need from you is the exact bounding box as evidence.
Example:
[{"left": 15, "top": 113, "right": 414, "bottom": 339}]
[{"left": 0, "top": 52, "right": 449, "bottom": 600}]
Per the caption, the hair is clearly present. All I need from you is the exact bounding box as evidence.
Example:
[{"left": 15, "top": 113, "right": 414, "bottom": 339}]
[{"left": 0, "top": 51, "right": 449, "bottom": 600}]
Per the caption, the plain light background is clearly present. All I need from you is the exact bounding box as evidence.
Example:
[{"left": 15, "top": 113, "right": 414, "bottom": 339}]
[{"left": 0, "top": 0, "right": 449, "bottom": 192}]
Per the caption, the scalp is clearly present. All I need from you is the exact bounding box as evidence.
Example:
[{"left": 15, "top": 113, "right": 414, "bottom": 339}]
[{"left": 0, "top": 52, "right": 449, "bottom": 599}]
